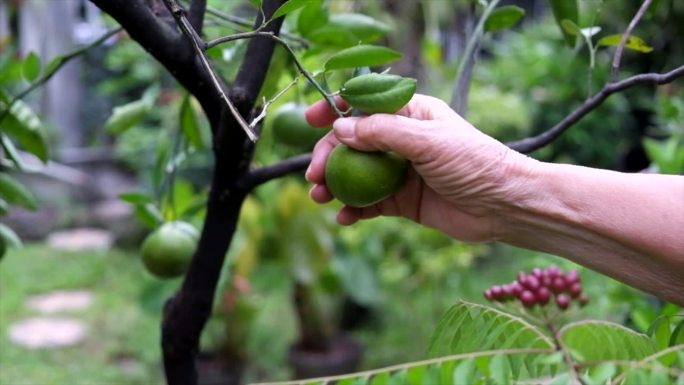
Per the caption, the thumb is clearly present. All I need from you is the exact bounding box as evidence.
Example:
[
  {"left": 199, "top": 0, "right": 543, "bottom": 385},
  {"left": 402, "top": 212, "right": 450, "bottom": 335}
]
[{"left": 333, "top": 114, "right": 440, "bottom": 164}]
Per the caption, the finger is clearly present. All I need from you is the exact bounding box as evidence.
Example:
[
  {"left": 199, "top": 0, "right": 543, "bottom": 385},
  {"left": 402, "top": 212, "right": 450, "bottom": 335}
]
[
  {"left": 305, "top": 131, "right": 339, "bottom": 184},
  {"left": 336, "top": 205, "right": 382, "bottom": 225},
  {"left": 309, "top": 184, "right": 334, "bottom": 203},
  {"left": 332, "top": 114, "right": 444, "bottom": 164},
  {"left": 305, "top": 97, "right": 349, "bottom": 127},
  {"left": 395, "top": 94, "right": 459, "bottom": 121}
]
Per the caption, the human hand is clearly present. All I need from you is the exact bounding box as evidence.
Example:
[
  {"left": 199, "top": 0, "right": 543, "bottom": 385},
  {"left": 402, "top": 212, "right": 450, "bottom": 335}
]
[{"left": 305, "top": 94, "right": 537, "bottom": 242}]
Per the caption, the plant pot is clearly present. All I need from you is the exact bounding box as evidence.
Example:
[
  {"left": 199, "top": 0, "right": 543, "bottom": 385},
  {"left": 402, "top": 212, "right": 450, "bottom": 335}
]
[
  {"left": 287, "top": 334, "right": 364, "bottom": 379},
  {"left": 196, "top": 352, "right": 245, "bottom": 385}
]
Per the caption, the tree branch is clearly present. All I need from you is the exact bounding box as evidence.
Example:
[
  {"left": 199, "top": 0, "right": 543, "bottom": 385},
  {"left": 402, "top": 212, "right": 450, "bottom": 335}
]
[
  {"left": 88, "top": 0, "right": 222, "bottom": 123},
  {"left": 506, "top": 65, "right": 684, "bottom": 154},
  {"left": 188, "top": 0, "right": 207, "bottom": 32},
  {"left": 162, "top": 0, "right": 258, "bottom": 141},
  {"left": 240, "top": 153, "right": 312, "bottom": 191},
  {"left": 611, "top": 0, "right": 653, "bottom": 81},
  {"left": 158, "top": 1, "right": 287, "bottom": 384}
]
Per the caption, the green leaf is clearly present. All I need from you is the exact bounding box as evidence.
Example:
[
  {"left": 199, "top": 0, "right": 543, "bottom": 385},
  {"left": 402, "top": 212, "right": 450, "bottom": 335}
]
[
  {"left": 297, "top": 0, "right": 326, "bottom": 36},
  {"left": 180, "top": 95, "right": 205, "bottom": 150},
  {"left": 597, "top": 34, "right": 654, "bottom": 53},
  {"left": 248, "top": 0, "right": 262, "bottom": 8},
  {"left": 484, "top": 5, "right": 525, "bottom": 32},
  {"left": 453, "top": 358, "right": 476, "bottom": 385},
  {"left": 272, "top": 0, "right": 312, "bottom": 20},
  {"left": 105, "top": 98, "right": 153, "bottom": 134},
  {"left": 648, "top": 316, "right": 672, "bottom": 350},
  {"left": 560, "top": 19, "right": 583, "bottom": 37},
  {"left": 0, "top": 222, "right": 23, "bottom": 248},
  {"left": 0, "top": 134, "right": 27, "bottom": 170},
  {"left": 559, "top": 321, "right": 657, "bottom": 362},
  {"left": 548, "top": 0, "right": 578, "bottom": 46},
  {"left": 310, "top": 13, "right": 391, "bottom": 46},
  {"left": 334, "top": 255, "right": 379, "bottom": 306},
  {"left": 119, "top": 191, "right": 153, "bottom": 205},
  {"left": 22, "top": 52, "right": 42, "bottom": 82},
  {"left": 134, "top": 203, "right": 163, "bottom": 229},
  {"left": 585, "top": 363, "right": 617, "bottom": 385},
  {"left": 489, "top": 355, "right": 511, "bottom": 385},
  {"left": 325, "top": 45, "right": 402, "bottom": 71},
  {"left": 428, "top": 300, "right": 554, "bottom": 357},
  {"left": 0, "top": 99, "right": 49, "bottom": 162},
  {"left": 670, "top": 319, "right": 684, "bottom": 347},
  {"left": 0, "top": 173, "right": 38, "bottom": 210}
]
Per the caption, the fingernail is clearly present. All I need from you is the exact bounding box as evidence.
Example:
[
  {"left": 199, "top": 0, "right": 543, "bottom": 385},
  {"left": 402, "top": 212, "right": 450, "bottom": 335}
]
[
  {"left": 305, "top": 164, "right": 312, "bottom": 181},
  {"left": 333, "top": 117, "right": 358, "bottom": 138}
]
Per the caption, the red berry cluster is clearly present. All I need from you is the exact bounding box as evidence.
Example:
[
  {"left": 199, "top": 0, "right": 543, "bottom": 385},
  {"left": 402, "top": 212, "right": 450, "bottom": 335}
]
[{"left": 484, "top": 266, "right": 589, "bottom": 309}]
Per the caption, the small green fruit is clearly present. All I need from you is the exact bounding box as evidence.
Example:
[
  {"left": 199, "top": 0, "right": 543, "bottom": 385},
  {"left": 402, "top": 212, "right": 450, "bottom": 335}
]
[
  {"left": 271, "top": 103, "right": 329, "bottom": 150},
  {"left": 140, "top": 221, "right": 199, "bottom": 279},
  {"left": 325, "top": 145, "right": 408, "bottom": 207}
]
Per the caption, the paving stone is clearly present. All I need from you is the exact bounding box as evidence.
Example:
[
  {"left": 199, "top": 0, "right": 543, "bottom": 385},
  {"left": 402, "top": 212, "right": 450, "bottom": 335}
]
[
  {"left": 26, "top": 290, "right": 94, "bottom": 314},
  {"left": 46, "top": 228, "right": 114, "bottom": 250},
  {"left": 8, "top": 317, "right": 88, "bottom": 349}
]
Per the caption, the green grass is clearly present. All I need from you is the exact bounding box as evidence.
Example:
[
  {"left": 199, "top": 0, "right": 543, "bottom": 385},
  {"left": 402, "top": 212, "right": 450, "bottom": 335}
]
[
  {"left": 0, "top": 242, "right": 655, "bottom": 385},
  {"left": 0, "top": 244, "right": 168, "bottom": 385}
]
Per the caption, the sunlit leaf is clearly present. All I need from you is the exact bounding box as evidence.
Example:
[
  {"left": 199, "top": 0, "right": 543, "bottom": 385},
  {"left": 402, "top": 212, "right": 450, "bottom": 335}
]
[
  {"left": 560, "top": 321, "right": 657, "bottom": 362},
  {"left": 548, "top": 0, "right": 578, "bottom": 45},
  {"left": 489, "top": 355, "right": 511, "bottom": 385},
  {"left": 297, "top": 0, "right": 327, "bottom": 36},
  {"left": 272, "top": 0, "right": 312, "bottom": 20},
  {"left": 0, "top": 173, "right": 38, "bottom": 210},
  {"left": 484, "top": 5, "right": 525, "bottom": 32},
  {"left": 0, "top": 99, "right": 49, "bottom": 162},
  {"left": 0, "top": 222, "right": 22, "bottom": 248},
  {"left": 180, "top": 94, "right": 205, "bottom": 150},
  {"left": 325, "top": 44, "right": 402, "bottom": 70},
  {"left": 118, "top": 191, "right": 153, "bottom": 204},
  {"left": 22, "top": 51, "right": 42, "bottom": 82},
  {"left": 134, "top": 203, "right": 163, "bottom": 229},
  {"left": 597, "top": 34, "right": 654, "bottom": 53},
  {"left": 560, "top": 19, "right": 582, "bottom": 37},
  {"left": 105, "top": 99, "right": 152, "bottom": 134}
]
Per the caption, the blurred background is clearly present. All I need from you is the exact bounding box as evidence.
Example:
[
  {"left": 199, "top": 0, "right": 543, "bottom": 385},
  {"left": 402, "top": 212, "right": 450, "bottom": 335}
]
[{"left": 0, "top": 0, "right": 682, "bottom": 384}]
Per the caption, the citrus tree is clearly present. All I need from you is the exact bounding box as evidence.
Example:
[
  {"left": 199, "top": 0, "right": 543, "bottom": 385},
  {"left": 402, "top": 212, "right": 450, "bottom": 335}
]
[{"left": 1, "top": 0, "right": 683, "bottom": 384}]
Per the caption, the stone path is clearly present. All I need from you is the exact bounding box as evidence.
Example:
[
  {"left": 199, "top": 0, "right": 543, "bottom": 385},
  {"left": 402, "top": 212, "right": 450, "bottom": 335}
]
[
  {"left": 8, "top": 317, "right": 88, "bottom": 349},
  {"left": 7, "top": 290, "right": 94, "bottom": 349},
  {"left": 46, "top": 228, "right": 114, "bottom": 250}
]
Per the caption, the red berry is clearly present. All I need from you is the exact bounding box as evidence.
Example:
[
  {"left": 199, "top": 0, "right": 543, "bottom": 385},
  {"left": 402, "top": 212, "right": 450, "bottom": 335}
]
[
  {"left": 536, "top": 287, "right": 551, "bottom": 305},
  {"left": 566, "top": 270, "right": 580, "bottom": 284},
  {"left": 501, "top": 284, "right": 514, "bottom": 300},
  {"left": 484, "top": 289, "right": 494, "bottom": 301},
  {"left": 510, "top": 281, "right": 523, "bottom": 296},
  {"left": 541, "top": 274, "right": 552, "bottom": 287},
  {"left": 531, "top": 267, "right": 543, "bottom": 278},
  {"left": 556, "top": 294, "right": 571, "bottom": 310},
  {"left": 524, "top": 275, "right": 541, "bottom": 290},
  {"left": 578, "top": 293, "right": 590, "bottom": 306},
  {"left": 569, "top": 282, "right": 582, "bottom": 298},
  {"left": 520, "top": 290, "right": 536, "bottom": 308},
  {"left": 517, "top": 272, "right": 527, "bottom": 284},
  {"left": 545, "top": 266, "right": 561, "bottom": 277},
  {"left": 551, "top": 277, "right": 566, "bottom": 294},
  {"left": 491, "top": 285, "right": 503, "bottom": 301}
]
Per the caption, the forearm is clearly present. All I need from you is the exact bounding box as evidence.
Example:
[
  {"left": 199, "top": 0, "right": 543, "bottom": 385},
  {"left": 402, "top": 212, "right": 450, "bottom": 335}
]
[{"left": 498, "top": 161, "right": 684, "bottom": 305}]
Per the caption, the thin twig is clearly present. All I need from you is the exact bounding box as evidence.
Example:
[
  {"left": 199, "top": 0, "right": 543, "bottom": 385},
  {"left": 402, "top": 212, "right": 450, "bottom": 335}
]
[
  {"left": 206, "top": 6, "right": 309, "bottom": 47},
  {"left": 450, "top": 0, "right": 501, "bottom": 116},
  {"left": 611, "top": 0, "right": 653, "bottom": 82},
  {"left": 506, "top": 64, "right": 684, "bottom": 153},
  {"left": 0, "top": 27, "right": 121, "bottom": 129},
  {"left": 162, "top": 0, "right": 258, "bottom": 142},
  {"left": 249, "top": 77, "right": 299, "bottom": 130},
  {"left": 206, "top": 32, "right": 345, "bottom": 118}
]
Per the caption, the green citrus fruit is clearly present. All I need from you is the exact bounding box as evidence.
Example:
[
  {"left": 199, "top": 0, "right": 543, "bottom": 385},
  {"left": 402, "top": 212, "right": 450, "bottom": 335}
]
[
  {"left": 271, "top": 103, "right": 329, "bottom": 150},
  {"left": 325, "top": 145, "right": 409, "bottom": 207},
  {"left": 340, "top": 73, "right": 417, "bottom": 114},
  {"left": 140, "top": 221, "right": 199, "bottom": 279}
]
